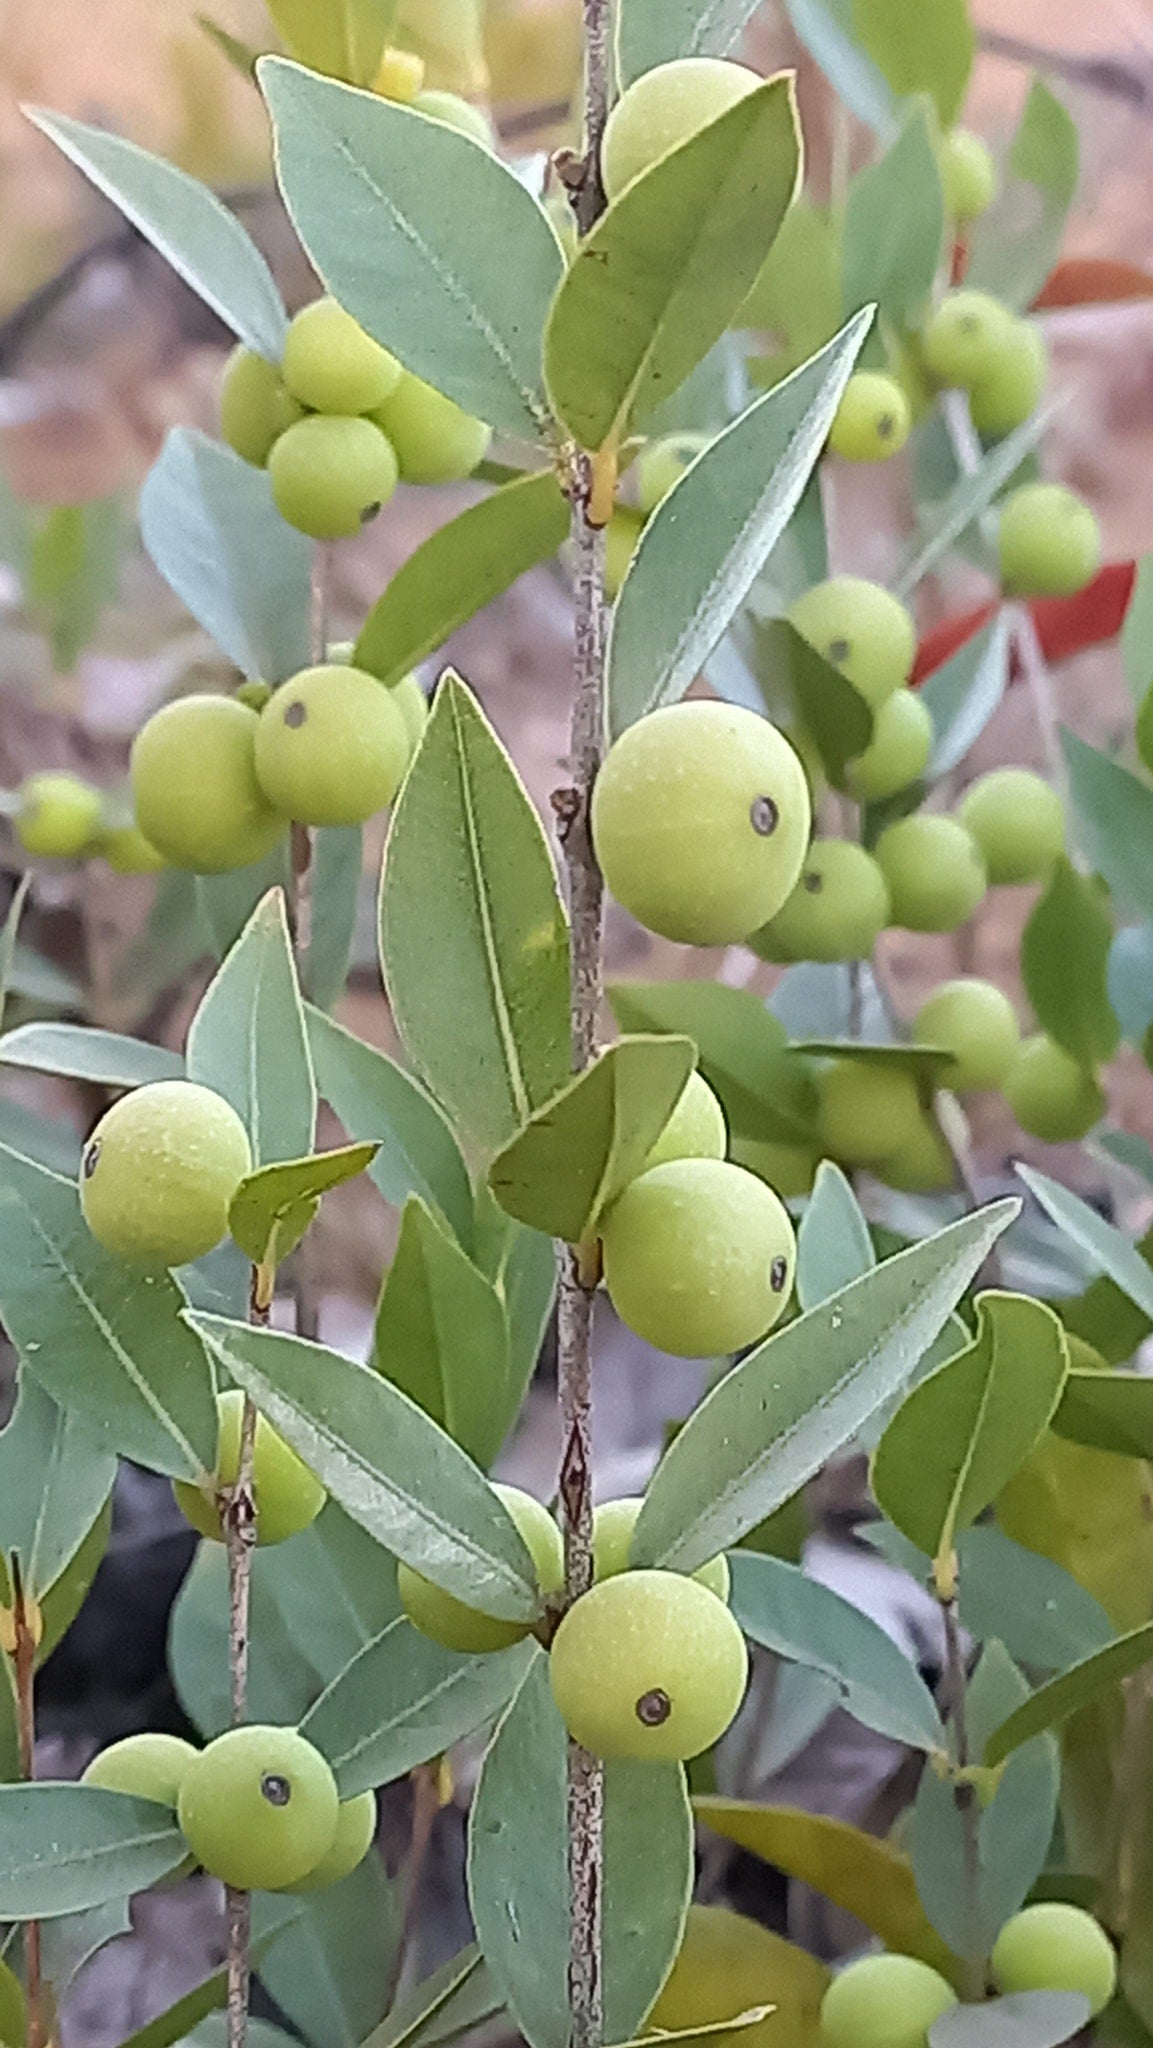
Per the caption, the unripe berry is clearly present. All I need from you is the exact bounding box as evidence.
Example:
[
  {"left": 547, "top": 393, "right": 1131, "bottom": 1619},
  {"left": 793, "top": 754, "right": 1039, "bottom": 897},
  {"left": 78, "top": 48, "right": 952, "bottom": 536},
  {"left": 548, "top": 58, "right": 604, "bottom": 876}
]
[
  {"left": 939, "top": 129, "right": 997, "bottom": 224},
  {"left": 820, "top": 1954, "right": 957, "bottom": 2048},
  {"left": 282, "top": 298, "right": 402, "bottom": 416},
  {"left": 398, "top": 1483, "right": 563, "bottom": 1653},
  {"left": 287, "top": 1790, "right": 376, "bottom": 1892},
  {"left": 174, "top": 1389, "right": 326, "bottom": 1547},
  {"left": 642, "top": 1071, "right": 727, "bottom": 1171},
  {"left": 968, "top": 321, "right": 1047, "bottom": 440},
  {"left": 15, "top": 772, "right": 102, "bottom": 859},
  {"left": 788, "top": 579, "right": 915, "bottom": 708},
  {"left": 219, "top": 347, "right": 303, "bottom": 468},
  {"left": 591, "top": 1497, "right": 730, "bottom": 1601},
  {"left": 923, "top": 290, "right": 1017, "bottom": 391},
  {"left": 592, "top": 702, "right": 811, "bottom": 947},
  {"left": 730, "top": 1133, "right": 819, "bottom": 1198},
  {"left": 996, "top": 483, "right": 1102, "bottom": 599},
  {"left": 828, "top": 373, "right": 911, "bottom": 463},
  {"left": 254, "top": 666, "right": 409, "bottom": 827},
  {"left": 177, "top": 1725, "right": 339, "bottom": 1892},
  {"left": 269, "top": 417, "right": 399, "bottom": 540},
  {"left": 549, "top": 1570, "right": 749, "bottom": 1761},
  {"left": 874, "top": 814, "right": 986, "bottom": 932},
  {"left": 80, "top": 1079, "right": 252, "bottom": 1268},
  {"left": 845, "top": 689, "right": 933, "bottom": 802},
  {"left": 872, "top": 1117, "right": 954, "bottom": 1194},
  {"left": 634, "top": 432, "right": 710, "bottom": 514},
  {"left": 83, "top": 1732, "right": 199, "bottom": 1807},
  {"left": 600, "top": 1157, "right": 795, "bottom": 1357},
  {"left": 97, "top": 821, "right": 166, "bottom": 874},
  {"left": 753, "top": 840, "right": 890, "bottom": 964},
  {"left": 914, "top": 978, "right": 1021, "bottom": 1091},
  {"left": 818, "top": 1059, "right": 924, "bottom": 1168},
  {"left": 1004, "top": 1035, "right": 1105, "bottom": 1143},
  {"left": 957, "top": 767, "right": 1065, "bottom": 884},
  {"left": 991, "top": 1904, "right": 1116, "bottom": 2016},
  {"left": 370, "top": 371, "right": 491, "bottom": 484},
  {"left": 600, "top": 57, "right": 762, "bottom": 201},
  {"left": 411, "top": 90, "right": 496, "bottom": 149},
  {"left": 131, "top": 696, "right": 285, "bottom": 874}
]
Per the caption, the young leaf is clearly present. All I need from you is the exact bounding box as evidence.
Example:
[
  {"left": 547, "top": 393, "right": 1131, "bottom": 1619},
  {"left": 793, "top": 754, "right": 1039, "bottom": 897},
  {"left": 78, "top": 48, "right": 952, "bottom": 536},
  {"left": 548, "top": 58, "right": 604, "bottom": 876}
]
[
  {"left": 750, "top": 618, "right": 874, "bottom": 789},
  {"left": 229, "top": 1143, "right": 378, "bottom": 1269},
  {"left": 354, "top": 474, "right": 570, "bottom": 690},
  {"left": 1018, "top": 1166, "right": 1153, "bottom": 1324},
  {"left": 607, "top": 314, "right": 872, "bottom": 734},
  {"left": 929, "top": 1995, "right": 1092, "bottom": 2048},
  {"left": 1062, "top": 728, "right": 1153, "bottom": 923},
  {"left": 851, "top": 0, "right": 973, "bottom": 126},
  {"left": 0, "top": 1023, "right": 182, "bottom": 1088},
  {"left": 968, "top": 80, "right": 1079, "bottom": 313},
  {"left": 1021, "top": 860, "right": 1119, "bottom": 1067},
  {"left": 187, "top": 888, "right": 316, "bottom": 1165},
  {"left": 842, "top": 104, "right": 944, "bottom": 333},
  {"left": 25, "top": 111, "right": 287, "bottom": 360},
  {"left": 374, "top": 1198, "right": 511, "bottom": 1467},
  {"left": 546, "top": 77, "right": 802, "bottom": 451},
  {"left": 607, "top": 980, "right": 819, "bottom": 1142},
  {"left": 361, "top": 1947, "right": 501, "bottom": 2048},
  {"left": 893, "top": 415, "right": 1053, "bottom": 599},
  {"left": 795, "top": 1161, "right": 875, "bottom": 1312},
  {"left": 0, "top": 1786, "right": 188, "bottom": 1916},
  {"left": 303, "top": 826, "right": 363, "bottom": 1014},
  {"left": 616, "top": 0, "right": 764, "bottom": 84},
  {"left": 196, "top": 846, "right": 293, "bottom": 965},
  {"left": 265, "top": 0, "right": 396, "bottom": 84},
  {"left": 1054, "top": 1371, "right": 1153, "bottom": 1460},
  {"left": 140, "top": 429, "right": 312, "bottom": 684},
  {"left": 0, "top": 1373, "right": 117, "bottom": 1600},
  {"left": 380, "top": 676, "right": 570, "bottom": 1156},
  {"left": 260, "top": 59, "right": 563, "bottom": 439},
  {"left": 919, "top": 614, "right": 1011, "bottom": 777},
  {"left": 986, "top": 1619, "right": 1153, "bottom": 1768},
  {"left": 631, "top": 1199, "right": 1018, "bottom": 1575}
]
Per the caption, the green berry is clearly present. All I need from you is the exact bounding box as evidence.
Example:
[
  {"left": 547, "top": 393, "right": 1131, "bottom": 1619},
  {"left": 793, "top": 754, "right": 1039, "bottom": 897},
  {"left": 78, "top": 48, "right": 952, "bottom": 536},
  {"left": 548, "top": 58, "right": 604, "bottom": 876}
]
[
  {"left": 914, "top": 978, "right": 1021, "bottom": 1090},
  {"left": 98, "top": 821, "right": 167, "bottom": 874},
  {"left": 287, "top": 1790, "right": 376, "bottom": 1892},
  {"left": 173, "top": 1389, "right": 326, "bottom": 1547},
  {"left": 991, "top": 1904, "right": 1116, "bottom": 2016},
  {"left": 788, "top": 579, "right": 916, "bottom": 708},
  {"left": 0, "top": 1960, "right": 24, "bottom": 2048},
  {"left": 371, "top": 371, "right": 491, "bottom": 484},
  {"left": 131, "top": 696, "right": 285, "bottom": 874},
  {"left": 1004, "top": 1035, "right": 1105, "bottom": 1143},
  {"left": 592, "top": 1497, "right": 730, "bottom": 1601},
  {"left": 845, "top": 689, "right": 933, "bottom": 802},
  {"left": 939, "top": 129, "right": 997, "bottom": 223},
  {"left": 411, "top": 89, "right": 496, "bottom": 148},
  {"left": 643, "top": 1071, "right": 727, "bottom": 1171},
  {"left": 254, "top": 665, "right": 409, "bottom": 827},
  {"left": 968, "top": 320, "right": 1047, "bottom": 440},
  {"left": 818, "top": 1059, "right": 924, "bottom": 1168},
  {"left": 592, "top": 702, "right": 811, "bottom": 947},
  {"left": 958, "top": 767, "right": 1065, "bottom": 884},
  {"left": 282, "top": 298, "right": 402, "bottom": 415},
  {"left": 922, "top": 290, "right": 1017, "bottom": 391},
  {"left": 730, "top": 1133, "right": 819, "bottom": 1198},
  {"left": 600, "top": 57, "right": 762, "bottom": 201},
  {"left": 83, "top": 1732, "right": 199, "bottom": 1807},
  {"left": 398, "top": 1483, "right": 563, "bottom": 1653},
  {"left": 601, "top": 1157, "right": 795, "bottom": 1357},
  {"left": 997, "top": 483, "right": 1102, "bottom": 599},
  {"left": 872, "top": 1117, "right": 954, "bottom": 1194},
  {"left": 549, "top": 1569, "right": 749, "bottom": 1761},
  {"left": 15, "top": 772, "right": 102, "bottom": 859},
  {"left": 177, "top": 1725, "right": 339, "bottom": 1892},
  {"left": 828, "top": 373, "right": 911, "bottom": 463},
  {"left": 820, "top": 1954, "right": 957, "bottom": 2048},
  {"left": 270, "top": 416, "right": 399, "bottom": 541},
  {"left": 874, "top": 814, "right": 986, "bottom": 932},
  {"left": 390, "top": 673, "right": 430, "bottom": 757},
  {"left": 753, "top": 840, "right": 890, "bottom": 964},
  {"left": 635, "top": 433, "right": 711, "bottom": 514},
  {"left": 80, "top": 1079, "right": 252, "bottom": 1268},
  {"left": 219, "top": 347, "right": 303, "bottom": 468}
]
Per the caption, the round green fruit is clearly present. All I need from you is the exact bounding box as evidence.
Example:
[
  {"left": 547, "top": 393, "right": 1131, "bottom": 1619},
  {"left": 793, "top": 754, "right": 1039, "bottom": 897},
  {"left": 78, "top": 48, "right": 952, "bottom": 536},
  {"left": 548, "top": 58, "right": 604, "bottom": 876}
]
[
  {"left": 968, "top": 320, "right": 1047, "bottom": 440},
  {"left": 939, "top": 128, "right": 997, "bottom": 224},
  {"left": 914, "top": 978, "right": 1021, "bottom": 1090},
  {"left": 730, "top": 1133, "right": 819, "bottom": 1198},
  {"left": 600, "top": 1157, "right": 795, "bottom": 1357},
  {"left": 16, "top": 771, "right": 102, "bottom": 859},
  {"left": 753, "top": 840, "right": 890, "bottom": 964},
  {"left": 270, "top": 416, "right": 399, "bottom": 540},
  {"left": 549, "top": 1570, "right": 748, "bottom": 1761},
  {"left": 845, "top": 689, "right": 933, "bottom": 802},
  {"left": 287, "top": 1790, "right": 376, "bottom": 1892},
  {"left": 874, "top": 814, "right": 986, "bottom": 932},
  {"left": 0, "top": 1959, "right": 24, "bottom": 2048},
  {"left": 254, "top": 665, "right": 409, "bottom": 827},
  {"left": 131, "top": 695, "right": 285, "bottom": 874},
  {"left": 591, "top": 701, "right": 811, "bottom": 947},
  {"left": 788, "top": 578, "right": 916, "bottom": 708},
  {"left": 872, "top": 1117, "right": 954, "bottom": 1194},
  {"left": 174, "top": 1389, "right": 326, "bottom": 1547},
  {"left": 591, "top": 1497, "right": 730, "bottom": 1600},
  {"left": 98, "top": 821, "right": 166, "bottom": 874},
  {"left": 651, "top": 1905, "right": 828, "bottom": 2048},
  {"left": 818, "top": 1059, "right": 924, "bottom": 1168},
  {"left": 219, "top": 347, "right": 303, "bottom": 468},
  {"left": 282, "top": 297, "right": 401, "bottom": 416},
  {"left": 957, "top": 767, "right": 1065, "bottom": 884},
  {"left": 83, "top": 1731, "right": 199, "bottom": 1807},
  {"left": 600, "top": 56, "right": 762, "bottom": 200},
  {"left": 1004, "top": 1035, "right": 1106, "bottom": 1143},
  {"left": 371, "top": 371, "right": 491, "bottom": 484},
  {"left": 643, "top": 1070, "right": 727, "bottom": 1171},
  {"left": 177, "top": 1725, "right": 339, "bottom": 1892},
  {"left": 398, "top": 1482, "right": 563, "bottom": 1653},
  {"left": 991, "top": 1903, "right": 1116, "bottom": 2017},
  {"left": 997, "top": 482, "right": 1102, "bottom": 599},
  {"left": 634, "top": 432, "right": 710, "bottom": 514},
  {"left": 390, "top": 672, "right": 429, "bottom": 757},
  {"left": 828, "top": 372, "right": 911, "bottom": 463},
  {"left": 80, "top": 1079, "right": 252, "bottom": 1268},
  {"left": 411, "top": 89, "right": 496, "bottom": 148},
  {"left": 820, "top": 1953, "right": 957, "bottom": 2048},
  {"left": 922, "top": 289, "right": 1016, "bottom": 391}
]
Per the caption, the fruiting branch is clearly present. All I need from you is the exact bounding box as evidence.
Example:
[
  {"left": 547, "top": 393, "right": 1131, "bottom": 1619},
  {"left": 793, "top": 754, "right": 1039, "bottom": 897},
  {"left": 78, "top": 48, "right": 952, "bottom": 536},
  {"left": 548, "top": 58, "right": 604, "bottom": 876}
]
[
  {"left": 940, "top": 1587, "right": 984, "bottom": 2001},
  {"left": 11, "top": 1560, "right": 45, "bottom": 2048},
  {"left": 222, "top": 1354, "right": 260, "bottom": 2048}
]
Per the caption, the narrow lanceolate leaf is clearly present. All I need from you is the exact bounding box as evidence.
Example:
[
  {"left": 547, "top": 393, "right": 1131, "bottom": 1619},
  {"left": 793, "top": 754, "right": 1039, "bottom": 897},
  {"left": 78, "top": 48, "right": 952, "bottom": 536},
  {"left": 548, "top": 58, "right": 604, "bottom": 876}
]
[
  {"left": 141, "top": 430, "right": 312, "bottom": 684},
  {"left": 380, "top": 676, "right": 570, "bottom": 1157},
  {"left": 607, "top": 979, "right": 818, "bottom": 1142},
  {"left": 751, "top": 617, "right": 873, "bottom": 789},
  {"left": 984, "top": 1622, "right": 1153, "bottom": 1767},
  {"left": 920, "top": 614, "right": 1011, "bottom": 777},
  {"left": 1021, "top": 860, "right": 1119, "bottom": 1067},
  {"left": 1018, "top": 1166, "right": 1153, "bottom": 1323},
  {"left": 893, "top": 413, "right": 1054, "bottom": 599},
  {"left": 851, "top": 0, "right": 974, "bottom": 127},
  {"left": 616, "top": 0, "right": 764, "bottom": 85},
  {"left": 187, "top": 888, "right": 316, "bottom": 1165},
  {"left": 968, "top": 79, "right": 1079, "bottom": 313},
  {"left": 25, "top": 111, "right": 287, "bottom": 360},
  {"left": 0, "top": 1786, "right": 188, "bottom": 1917},
  {"left": 487, "top": 1036, "right": 695, "bottom": 1243},
  {"left": 546, "top": 76, "right": 802, "bottom": 451},
  {"left": 265, "top": 0, "right": 396, "bottom": 85},
  {"left": 0, "top": 1147, "right": 217, "bottom": 1480},
  {"left": 374, "top": 1198, "right": 511, "bottom": 1468},
  {"left": 730, "top": 1554, "right": 943, "bottom": 1751},
  {"left": 361, "top": 1947, "right": 502, "bottom": 2048},
  {"left": 1063, "top": 728, "right": 1153, "bottom": 924},
  {"left": 842, "top": 105, "right": 944, "bottom": 332},
  {"left": 303, "top": 826, "right": 363, "bottom": 1015},
  {"left": 871, "top": 1293, "right": 1068, "bottom": 1569},
  {"left": 0, "top": 1023, "right": 182, "bottom": 1088},
  {"left": 1054, "top": 1370, "right": 1153, "bottom": 1460},
  {"left": 260, "top": 59, "right": 564, "bottom": 440},
  {"left": 0, "top": 1374, "right": 117, "bottom": 1599},
  {"left": 631, "top": 1200, "right": 1017, "bottom": 1576},
  {"left": 230, "top": 1142, "right": 378, "bottom": 1269},
  {"left": 355, "top": 474, "right": 570, "bottom": 690},
  {"left": 782, "top": 0, "right": 896, "bottom": 135},
  {"left": 253, "top": 1853, "right": 400, "bottom": 2048},
  {"left": 189, "top": 1314, "right": 540, "bottom": 1620},
  {"left": 0, "top": 877, "right": 29, "bottom": 1036},
  {"left": 607, "top": 312, "right": 871, "bottom": 735},
  {"left": 795, "top": 1161, "right": 874, "bottom": 1313}
]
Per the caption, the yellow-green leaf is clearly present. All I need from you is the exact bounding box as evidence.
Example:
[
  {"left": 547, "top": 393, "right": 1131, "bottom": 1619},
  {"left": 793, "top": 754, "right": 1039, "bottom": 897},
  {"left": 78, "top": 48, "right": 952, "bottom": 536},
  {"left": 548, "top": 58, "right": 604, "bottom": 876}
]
[{"left": 229, "top": 1142, "right": 378, "bottom": 1268}]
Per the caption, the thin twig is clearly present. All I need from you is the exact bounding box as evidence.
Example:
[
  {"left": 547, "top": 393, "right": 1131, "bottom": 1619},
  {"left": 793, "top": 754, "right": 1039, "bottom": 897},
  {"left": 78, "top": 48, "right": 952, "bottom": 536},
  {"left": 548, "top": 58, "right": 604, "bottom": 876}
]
[
  {"left": 11, "top": 1560, "right": 44, "bottom": 2048},
  {"left": 940, "top": 1594, "right": 985, "bottom": 2001},
  {"left": 287, "top": 544, "right": 331, "bottom": 1342},
  {"left": 222, "top": 1343, "right": 260, "bottom": 2048}
]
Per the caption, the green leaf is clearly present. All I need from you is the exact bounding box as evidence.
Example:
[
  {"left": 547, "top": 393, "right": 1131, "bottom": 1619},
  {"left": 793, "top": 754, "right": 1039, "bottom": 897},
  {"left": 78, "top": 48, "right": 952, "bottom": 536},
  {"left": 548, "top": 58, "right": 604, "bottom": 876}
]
[
  {"left": 616, "top": 0, "right": 764, "bottom": 84},
  {"left": 782, "top": 0, "right": 896, "bottom": 134},
  {"left": 869, "top": 1520, "right": 1115, "bottom": 1673},
  {"left": 1019, "top": 1167, "right": 1153, "bottom": 1324},
  {"left": 0, "top": 881, "right": 34, "bottom": 1028},
  {"left": 0, "top": 1372, "right": 117, "bottom": 1600},
  {"left": 730, "top": 1552, "right": 943, "bottom": 1750},
  {"left": 259, "top": 59, "right": 563, "bottom": 440},
  {"left": 631, "top": 1200, "right": 1018, "bottom": 1574},
  {"left": 196, "top": 13, "right": 262, "bottom": 83},
  {"left": 361, "top": 1948, "right": 502, "bottom": 2048},
  {"left": 738, "top": 195, "right": 843, "bottom": 358},
  {"left": 32, "top": 1500, "right": 112, "bottom": 1668},
  {"left": 788, "top": 1040, "right": 955, "bottom": 1089},
  {"left": 0, "top": 1023, "right": 181, "bottom": 1087},
  {"left": 305, "top": 1008, "right": 473, "bottom": 1248},
  {"left": 24, "top": 111, "right": 287, "bottom": 360},
  {"left": 893, "top": 412, "right": 1054, "bottom": 599},
  {"left": 984, "top": 1621, "right": 1153, "bottom": 1768},
  {"left": 607, "top": 314, "right": 871, "bottom": 734},
  {"left": 929, "top": 1996, "right": 1092, "bottom": 2048},
  {"left": 265, "top": 0, "right": 396, "bottom": 84},
  {"left": 380, "top": 676, "right": 570, "bottom": 1156},
  {"left": 196, "top": 848, "right": 294, "bottom": 966},
  {"left": 0, "top": 1786, "right": 188, "bottom": 1916},
  {"left": 1122, "top": 557, "right": 1153, "bottom": 706},
  {"left": 303, "top": 827, "right": 363, "bottom": 1014},
  {"left": 32, "top": 498, "right": 126, "bottom": 674},
  {"left": 254, "top": 1853, "right": 400, "bottom": 2048},
  {"left": 546, "top": 77, "right": 802, "bottom": 451},
  {"left": 968, "top": 80, "right": 1079, "bottom": 313},
  {"left": 919, "top": 615, "right": 1011, "bottom": 777},
  {"left": 187, "top": 888, "right": 316, "bottom": 1165},
  {"left": 1062, "top": 728, "right": 1153, "bottom": 923},
  {"left": 189, "top": 1313, "right": 541, "bottom": 1619},
  {"left": 850, "top": 0, "right": 973, "bottom": 125},
  {"left": 795, "top": 1161, "right": 875, "bottom": 1313},
  {"left": 141, "top": 429, "right": 312, "bottom": 684},
  {"left": 115, "top": 1966, "right": 236, "bottom": 2048},
  {"left": 1021, "top": 860, "right": 1119, "bottom": 1067},
  {"left": 750, "top": 617, "right": 874, "bottom": 790},
  {"left": 1053, "top": 1372, "right": 1153, "bottom": 1461},
  {"left": 842, "top": 105, "right": 944, "bottom": 333},
  {"left": 229, "top": 1142, "right": 377, "bottom": 1267},
  {"left": 1108, "top": 929, "right": 1153, "bottom": 1047},
  {"left": 607, "top": 980, "right": 819, "bottom": 1143},
  {"left": 301, "top": 1618, "right": 534, "bottom": 1797},
  {"left": 488, "top": 1035, "right": 695, "bottom": 1242},
  {"left": 354, "top": 474, "right": 570, "bottom": 690},
  {"left": 872, "top": 1293, "right": 1068, "bottom": 1568},
  {"left": 373, "top": 1197, "right": 511, "bottom": 1466}
]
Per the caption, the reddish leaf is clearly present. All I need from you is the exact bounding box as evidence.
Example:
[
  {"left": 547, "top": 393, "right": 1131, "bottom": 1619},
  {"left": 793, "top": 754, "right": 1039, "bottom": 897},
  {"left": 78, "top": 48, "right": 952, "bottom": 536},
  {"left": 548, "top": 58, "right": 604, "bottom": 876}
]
[
  {"left": 912, "top": 562, "right": 1136, "bottom": 686},
  {"left": 1034, "top": 258, "right": 1153, "bottom": 309}
]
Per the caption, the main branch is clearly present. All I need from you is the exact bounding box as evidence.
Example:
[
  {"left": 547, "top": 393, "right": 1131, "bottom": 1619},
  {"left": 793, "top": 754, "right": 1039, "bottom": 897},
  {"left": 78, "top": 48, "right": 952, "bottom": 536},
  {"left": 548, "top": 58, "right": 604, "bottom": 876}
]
[
  {"left": 223, "top": 1349, "right": 260, "bottom": 2048},
  {"left": 11, "top": 1561, "right": 44, "bottom": 2048}
]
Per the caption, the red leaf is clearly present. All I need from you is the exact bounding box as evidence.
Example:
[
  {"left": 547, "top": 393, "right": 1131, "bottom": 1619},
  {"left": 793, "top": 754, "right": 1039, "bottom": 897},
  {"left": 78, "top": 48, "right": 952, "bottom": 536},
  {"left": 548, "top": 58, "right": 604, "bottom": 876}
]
[
  {"left": 912, "top": 562, "right": 1136, "bottom": 686},
  {"left": 1033, "top": 258, "right": 1153, "bottom": 309}
]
